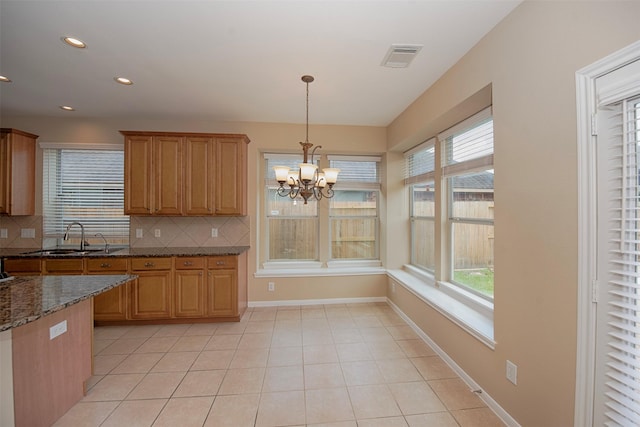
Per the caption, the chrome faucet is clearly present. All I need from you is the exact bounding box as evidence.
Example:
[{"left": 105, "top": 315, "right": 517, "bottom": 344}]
[
  {"left": 63, "top": 222, "right": 87, "bottom": 251},
  {"left": 95, "top": 233, "right": 110, "bottom": 253}
]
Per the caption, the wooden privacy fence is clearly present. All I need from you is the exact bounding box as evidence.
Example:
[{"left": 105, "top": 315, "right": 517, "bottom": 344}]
[{"left": 269, "top": 200, "right": 493, "bottom": 267}]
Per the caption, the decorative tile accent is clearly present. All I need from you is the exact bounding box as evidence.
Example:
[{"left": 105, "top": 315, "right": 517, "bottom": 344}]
[{"left": 0, "top": 215, "right": 42, "bottom": 248}]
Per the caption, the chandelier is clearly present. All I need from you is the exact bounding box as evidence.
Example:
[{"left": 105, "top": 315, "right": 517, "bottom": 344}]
[{"left": 273, "top": 75, "right": 340, "bottom": 204}]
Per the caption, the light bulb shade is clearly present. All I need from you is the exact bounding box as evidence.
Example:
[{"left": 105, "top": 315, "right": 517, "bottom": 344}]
[
  {"left": 273, "top": 166, "right": 290, "bottom": 183},
  {"left": 322, "top": 168, "right": 340, "bottom": 184},
  {"left": 316, "top": 173, "right": 326, "bottom": 188},
  {"left": 287, "top": 171, "right": 299, "bottom": 186},
  {"left": 299, "top": 163, "right": 318, "bottom": 182}
]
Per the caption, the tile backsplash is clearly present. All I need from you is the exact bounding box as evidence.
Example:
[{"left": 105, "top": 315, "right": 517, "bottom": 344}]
[
  {"left": 0, "top": 215, "right": 43, "bottom": 248},
  {"left": 129, "top": 216, "right": 249, "bottom": 248},
  {"left": 0, "top": 215, "right": 249, "bottom": 249}
]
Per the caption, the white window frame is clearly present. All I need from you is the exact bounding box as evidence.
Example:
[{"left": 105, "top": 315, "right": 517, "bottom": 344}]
[
  {"left": 258, "top": 152, "right": 384, "bottom": 277},
  {"left": 397, "top": 107, "right": 495, "bottom": 347}
]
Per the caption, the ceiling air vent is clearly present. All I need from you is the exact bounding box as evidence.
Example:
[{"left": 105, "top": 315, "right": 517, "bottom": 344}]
[{"left": 381, "top": 44, "right": 423, "bottom": 68}]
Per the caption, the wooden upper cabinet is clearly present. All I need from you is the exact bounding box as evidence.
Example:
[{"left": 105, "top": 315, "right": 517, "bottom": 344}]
[
  {"left": 184, "top": 136, "right": 215, "bottom": 215},
  {"left": 154, "top": 135, "right": 183, "bottom": 215},
  {"left": 215, "top": 136, "right": 248, "bottom": 216},
  {"left": 124, "top": 134, "right": 153, "bottom": 215},
  {"left": 121, "top": 131, "right": 249, "bottom": 216},
  {"left": 0, "top": 128, "right": 38, "bottom": 216}
]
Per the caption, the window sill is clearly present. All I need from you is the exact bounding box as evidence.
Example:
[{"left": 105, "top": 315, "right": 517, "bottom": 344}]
[
  {"left": 387, "top": 265, "right": 495, "bottom": 349},
  {"left": 255, "top": 260, "right": 385, "bottom": 278}
]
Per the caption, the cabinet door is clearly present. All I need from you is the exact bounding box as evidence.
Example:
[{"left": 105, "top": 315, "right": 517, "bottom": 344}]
[
  {"left": 215, "top": 137, "right": 247, "bottom": 215},
  {"left": 94, "top": 285, "right": 128, "bottom": 321},
  {"left": 175, "top": 270, "right": 205, "bottom": 317},
  {"left": 124, "top": 135, "right": 153, "bottom": 214},
  {"left": 0, "top": 129, "right": 37, "bottom": 215},
  {"left": 87, "top": 258, "right": 129, "bottom": 321},
  {"left": 154, "top": 135, "right": 183, "bottom": 215},
  {"left": 184, "top": 136, "right": 214, "bottom": 215},
  {"left": 130, "top": 271, "right": 172, "bottom": 319},
  {"left": 0, "top": 131, "right": 7, "bottom": 213},
  {"left": 206, "top": 269, "right": 237, "bottom": 317}
]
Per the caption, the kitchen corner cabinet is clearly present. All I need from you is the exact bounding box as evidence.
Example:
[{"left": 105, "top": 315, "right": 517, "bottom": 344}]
[
  {"left": 0, "top": 128, "right": 38, "bottom": 216},
  {"left": 121, "top": 131, "right": 249, "bottom": 216}
]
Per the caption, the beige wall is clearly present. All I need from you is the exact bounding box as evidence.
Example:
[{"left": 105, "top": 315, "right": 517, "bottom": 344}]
[
  {"left": 387, "top": 1, "right": 640, "bottom": 426},
  {"left": 3, "top": 1, "right": 640, "bottom": 425}
]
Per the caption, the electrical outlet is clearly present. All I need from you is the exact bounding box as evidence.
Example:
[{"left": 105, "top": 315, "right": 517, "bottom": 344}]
[
  {"left": 20, "top": 228, "right": 35, "bottom": 238},
  {"left": 0, "top": 229, "right": 7, "bottom": 239},
  {"left": 136, "top": 228, "right": 143, "bottom": 238},
  {"left": 49, "top": 320, "right": 67, "bottom": 340},
  {"left": 211, "top": 228, "right": 218, "bottom": 238},
  {"left": 154, "top": 229, "right": 161, "bottom": 238},
  {"left": 506, "top": 360, "right": 518, "bottom": 385},
  {"left": 268, "top": 282, "right": 275, "bottom": 292}
]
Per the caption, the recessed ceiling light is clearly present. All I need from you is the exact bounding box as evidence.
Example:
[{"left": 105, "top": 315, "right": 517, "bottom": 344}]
[
  {"left": 0, "top": 75, "right": 11, "bottom": 83},
  {"left": 114, "top": 77, "right": 133, "bottom": 85},
  {"left": 62, "top": 36, "right": 86, "bottom": 48},
  {"left": 59, "top": 105, "right": 75, "bottom": 111}
]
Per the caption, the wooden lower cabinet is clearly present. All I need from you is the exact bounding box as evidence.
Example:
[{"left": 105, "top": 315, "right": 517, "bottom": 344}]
[
  {"left": 207, "top": 269, "right": 237, "bottom": 317},
  {"left": 5, "top": 253, "right": 246, "bottom": 324},
  {"left": 4, "top": 258, "right": 42, "bottom": 276},
  {"left": 88, "top": 258, "right": 129, "bottom": 321},
  {"left": 174, "top": 257, "right": 206, "bottom": 318},
  {"left": 130, "top": 257, "right": 172, "bottom": 320}
]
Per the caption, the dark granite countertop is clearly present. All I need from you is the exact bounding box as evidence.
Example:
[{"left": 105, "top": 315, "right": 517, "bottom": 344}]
[
  {"left": 1, "top": 246, "right": 250, "bottom": 259},
  {"left": 0, "top": 275, "right": 136, "bottom": 331}
]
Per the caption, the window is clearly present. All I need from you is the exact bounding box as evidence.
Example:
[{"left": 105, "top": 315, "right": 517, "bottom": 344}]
[
  {"left": 329, "top": 157, "right": 381, "bottom": 260},
  {"left": 405, "top": 107, "right": 494, "bottom": 300},
  {"left": 265, "top": 154, "right": 319, "bottom": 261},
  {"left": 440, "top": 111, "right": 494, "bottom": 299},
  {"left": 263, "top": 153, "right": 381, "bottom": 266},
  {"left": 406, "top": 140, "right": 436, "bottom": 272},
  {"left": 42, "top": 148, "right": 129, "bottom": 246}
]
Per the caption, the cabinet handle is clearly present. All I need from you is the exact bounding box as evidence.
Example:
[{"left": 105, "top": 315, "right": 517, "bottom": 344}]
[
  {"left": 208, "top": 272, "right": 211, "bottom": 277},
  {"left": 199, "top": 272, "right": 203, "bottom": 276},
  {"left": 216, "top": 261, "right": 225, "bottom": 266},
  {"left": 100, "top": 263, "right": 112, "bottom": 268},
  {"left": 183, "top": 261, "right": 193, "bottom": 266},
  {"left": 144, "top": 262, "right": 155, "bottom": 268}
]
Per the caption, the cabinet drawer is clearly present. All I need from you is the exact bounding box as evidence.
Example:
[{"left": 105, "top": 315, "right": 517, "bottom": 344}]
[
  {"left": 208, "top": 256, "right": 237, "bottom": 270},
  {"left": 131, "top": 257, "right": 172, "bottom": 271},
  {"left": 44, "top": 258, "right": 84, "bottom": 273},
  {"left": 4, "top": 258, "right": 41, "bottom": 274},
  {"left": 86, "top": 258, "right": 128, "bottom": 272},
  {"left": 175, "top": 257, "right": 205, "bottom": 270}
]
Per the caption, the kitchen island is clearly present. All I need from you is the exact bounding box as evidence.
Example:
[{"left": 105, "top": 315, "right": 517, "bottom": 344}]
[{"left": 0, "top": 274, "right": 136, "bottom": 427}]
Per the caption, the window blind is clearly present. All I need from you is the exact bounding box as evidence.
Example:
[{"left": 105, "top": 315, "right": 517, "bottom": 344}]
[
  {"left": 601, "top": 95, "right": 640, "bottom": 426},
  {"left": 441, "top": 107, "right": 493, "bottom": 177},
  {"left": 42, "top": 148, "right": 129, "bottom": 241},
  {"left": 404, "top": 138, "right": 435, "bottom": 185},
  {"left": 329, "top": 156, "right": 380, "bottom": 188}
]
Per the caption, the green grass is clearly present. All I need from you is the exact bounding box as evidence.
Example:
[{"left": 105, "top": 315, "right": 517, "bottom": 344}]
[{"left": 453, "top": 268, "right": 494, "bottom": 297}]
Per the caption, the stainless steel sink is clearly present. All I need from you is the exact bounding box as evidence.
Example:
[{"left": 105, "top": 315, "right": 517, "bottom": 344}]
[{"left": 20, "top": 248, "right": 110, "bottom": 256}]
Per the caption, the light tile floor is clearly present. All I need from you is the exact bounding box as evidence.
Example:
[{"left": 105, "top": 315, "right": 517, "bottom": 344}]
[{"left": 54, "top": 302, "right": 506, "bottom": 427}]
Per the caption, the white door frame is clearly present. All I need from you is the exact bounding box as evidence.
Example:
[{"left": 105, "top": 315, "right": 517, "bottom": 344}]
[{"left": 575, "top": 40, "right": 640, "bottom": 427}]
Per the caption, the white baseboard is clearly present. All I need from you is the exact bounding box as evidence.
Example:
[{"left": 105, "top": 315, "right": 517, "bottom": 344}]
[
  {"left": 386, "top": 298, "right": 521, "bottom": 427},
  {"left": 248, "top": 296, "right": 387, "bottom": 308}
]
